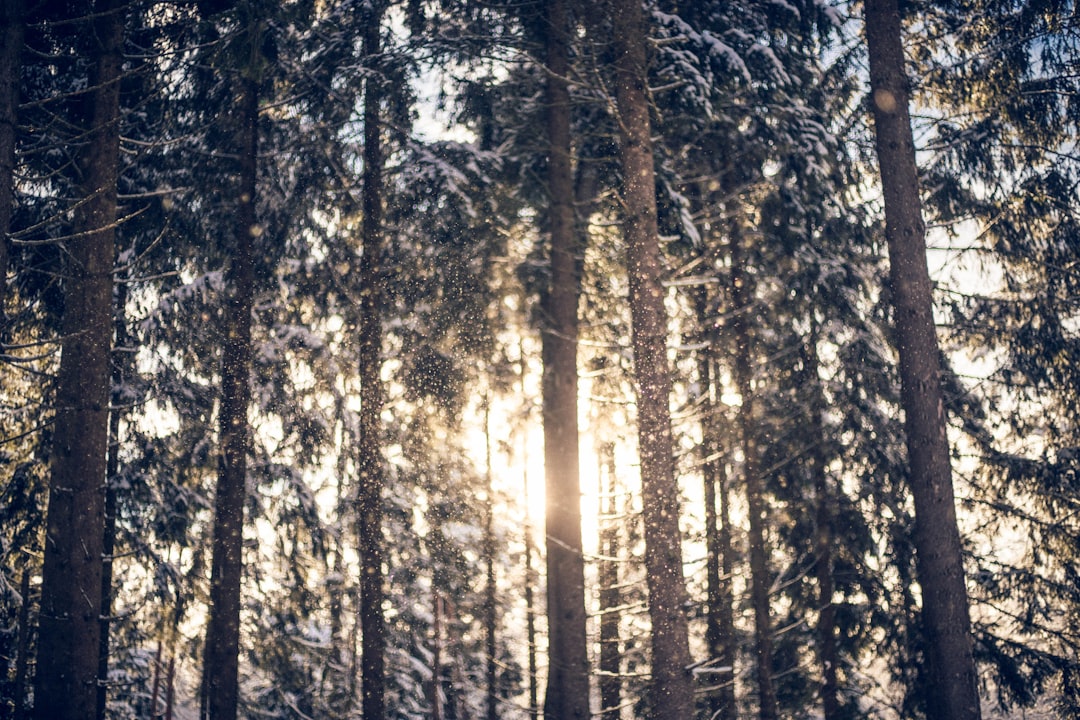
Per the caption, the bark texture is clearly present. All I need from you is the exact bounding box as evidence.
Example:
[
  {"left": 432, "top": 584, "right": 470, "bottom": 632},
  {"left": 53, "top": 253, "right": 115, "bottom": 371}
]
[
  {"left": 605, "top": 0, "right": 695, "bottom": 716},
  {"left": 541, "top": 0, "right": 590, "bottom": 717},
  {"left": 357, "top": 4, "right": 387, "bottom": 718},
  {"left": 864, "top": 1, "right": 981, "bottom": 718},
  {"left": 201, "top": 43, "right": 258, "bottom": 720},
  {"left": 34, "top": 2, "right": 123, "bottom": 717}
]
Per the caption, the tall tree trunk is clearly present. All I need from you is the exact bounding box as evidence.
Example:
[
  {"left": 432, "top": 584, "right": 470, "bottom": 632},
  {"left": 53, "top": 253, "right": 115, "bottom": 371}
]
[
  {"left": 863, "top": 2, "right": 982, "bottom": 719},
  {"left": 518, "top": 338, "right": 540, "bottom": 720},
  {"left": 483, "top": 399, "right": 499, "bottom": 720},
  {"left": 357, "top": 4, "right": 387, "bottom": 718},
  {"left": 13, "top": 569, "right": 30, "bottom": 720},
  {"left": 729, "top": 222, "right": 779, "bottom": 720},
  {"left": 34, "top": 2, "right": 124, "bottom": 717},
  {"left": 201, "top": 31, "right": 258, "bottom": 720},
  {"left": 541, "top": 0, "right": 590, "bottom": 717},
  {"left": 696, "top": 287, "right": 737, "bottom": 720},
  {"left": 0, "top": 0, "right": 22, "bottom": 322},
  {"left": 98, "top": 278, "right": 129, "bottom": 720},
  {"left": 602, "top": 0, "right": 695, "bottom": 717},
  {"left": 597, "top": 442, "right": 622, "bottom": 720},
  {"left": 804, "top": 323, "right": 840, "bottom": 720}
]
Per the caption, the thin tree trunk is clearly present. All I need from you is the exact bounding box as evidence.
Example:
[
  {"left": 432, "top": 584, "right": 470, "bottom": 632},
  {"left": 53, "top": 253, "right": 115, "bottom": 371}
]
[
  {"left": 804, "top": 323, "right": 840, "bottom": 720},
  {"left": 518, "top": 337, "right": 540, "bottom": 720},
  {"left": 484, "top": 399, "right": 499, "bottom": 720},
  {"left": 431, "top": 592, "right": 443, "bottom": 720},
  {"left": 150, "top": 637, "right": 165, "bottom": 718},
  {"left": 98, "top": 278, "right": 129, "bottom": 720},
  {"left": 35, "top": 2, "right": 124, "bottom": 717},
  {"left": 201, "top": 34, "right": 258, "bottom": 720},
  {"left": 541, "top": 0, "right": 590, "bottom": 718},
  {"left": 13, "top": 569, "right": 30, "bottom": 720},
  {"left": 863, "top": 3, "right": 981, "bottom": 719},
  {"left": 597, "top": 442, "right": 622, "bottom": 720},
  {"left": 357, "top": 4, "right": 387, "bottom": 719},
  {"left": 729, "top": 223, "right": 779, "bottom": 720},
  {"left": 696, "top": 287, "right": 737, "bottom": 720},
  {"left": 0, "top": 0, "right": 22, "bottom": 321},
  {"left": 603, "top": 0, "right": 695, "bottom": 716}
]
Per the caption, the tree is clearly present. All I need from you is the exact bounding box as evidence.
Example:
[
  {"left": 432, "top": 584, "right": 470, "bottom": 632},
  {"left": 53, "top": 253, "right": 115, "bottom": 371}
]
[
  {"left": 864, "top": 1, "right": 982, "bottom": 718},
  {"left": 356, "top": 2, "right": 389, "bottom": 718},
  {"left": 540, "top": 0, "right": 590, "bottom": 717},
  {"left": 594, "top": 0, "right": 695, "bottom": 717},
  {"left": 0, "top": 0, "right": 22, "bottom": 320},
  {"left": 200, "top": 9, "right": 261, "bottom": 719},
  {"left": 33, "top": 1, "right": 125, "bottom": 718}
]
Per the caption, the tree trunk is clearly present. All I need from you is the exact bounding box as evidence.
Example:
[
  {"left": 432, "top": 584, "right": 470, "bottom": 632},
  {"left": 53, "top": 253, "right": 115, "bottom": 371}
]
[
  {"left": 34, "top": 2, "right": 124, "bottom": 717},
  {"left": 603, "top": 0, "right": 695, "bottom": 717},
  {"left": 696, "top": 287, "right": 737, "bottom": 720},
  {"left": 863, "top": 2, "right": 982, "bottom": 719},
  {"left": 98, "top": 278, "right": 129, "bottom": 720},
  {"left": 541, "top": 0, "right": 590, "bottom": 717},
  {"left": 598, "top": 442, "right": 622, "bottom": 720},
  {"left": 515, "top": 340, "right": 540, "bottom": 720},
  {"left": 0, "top": 0, "right": 22, "bottom": 322},
  {"left": 201, "top": 33, "right": 258, "bottom": 720},
  {"left": 357, "top": 4, "right": 387, "bottom": 719},
  {"left": 483, "top": 400, "right": 499, "bottom": 720},
  {"left": 13, "top": 569, "right": 30, "bottom": 720},
  {"left": 729, "top": 222, "right": 779, "bottom": 720},
  {"left": 804, "top": 323, "right": 840, "bottom": 720}
]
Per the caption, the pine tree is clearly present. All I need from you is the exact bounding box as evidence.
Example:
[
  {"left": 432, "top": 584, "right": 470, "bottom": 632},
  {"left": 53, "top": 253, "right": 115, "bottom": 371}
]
[
  {"left": 592, "top": 0, "right": 695, "bottom": 717},
  {"left": 864, "top": 1, "right": 982, "bottom": 718},
  {"left": 34, "top": 2, "right": 125, "bottom": 718},
  {"left": 540, "top": 0, "right": 590, "bottom": 717}
]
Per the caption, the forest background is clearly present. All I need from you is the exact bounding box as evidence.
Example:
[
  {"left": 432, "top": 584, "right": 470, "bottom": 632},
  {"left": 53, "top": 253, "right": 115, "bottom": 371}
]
[{"left": 1, "top": 0, "right": 1079, "bottom": 719}]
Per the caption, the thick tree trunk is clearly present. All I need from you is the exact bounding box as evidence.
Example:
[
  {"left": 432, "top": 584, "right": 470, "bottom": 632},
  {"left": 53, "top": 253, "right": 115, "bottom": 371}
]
[
  {"left": 597, "top": 443, "right": 622, "bottom": 720},
  {"left": 0, "top": 0, "right": 22, "bottom": 321},
  {"left": 729, "top": 224, "right": 779, "bottom": 720},
  {"left": 863, "top": 3, "right": 981, "bottom": 719},
  {"left": 604, "top": 0, "right": 694, "bottom": 717},
  {"left": 34, "top": 2, "right": 124, "bottom": 718},
  {"left": 541, "top": 0, "right": 590, "bottom": 717},
  {"left": 201, "top": 53, "right": 257, "bottom": 720},
  {"left": 357, "top": 4, "right": 387, "bottom": 719}
]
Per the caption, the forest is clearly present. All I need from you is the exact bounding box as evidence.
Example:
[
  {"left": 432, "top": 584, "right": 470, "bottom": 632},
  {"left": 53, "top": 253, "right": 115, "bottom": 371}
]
[{"left": 1, "top": 0, "right": 1079, "bottom": 718}]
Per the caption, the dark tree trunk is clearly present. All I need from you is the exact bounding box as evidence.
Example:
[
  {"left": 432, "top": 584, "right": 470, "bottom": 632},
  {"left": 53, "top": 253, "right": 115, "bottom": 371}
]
[
  {"left": 696, "top": 287, "right": 737, "bottom": 720},
  {"left": 13, "top": 570, "right": 30, "bottom": 720},
  {"left": 201, "top": 34, "right": 258, "bottom": 720},
  {"left": 729, "top": 223, "right": 779, "bottom": 720},
  {"left": 603, "top": 0, "right": 695, "bottom": 717},
  {"left": 540, "top": 0, "right": 590, "bottom": 717},
  {"left": 34, "top": 2, "right": 124, "bottom": 718},
  {"left": 863, "top": 2, "right": 982, "bottom": 719},
  {"left": 357, "top": 4, "right": 387, "bottom": 719},
  {"left": 0, "top": 0, "right": 22, "bottom": 322},
  {"left": 598, "top": 443, "right": 622, "bottom": 720}
]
